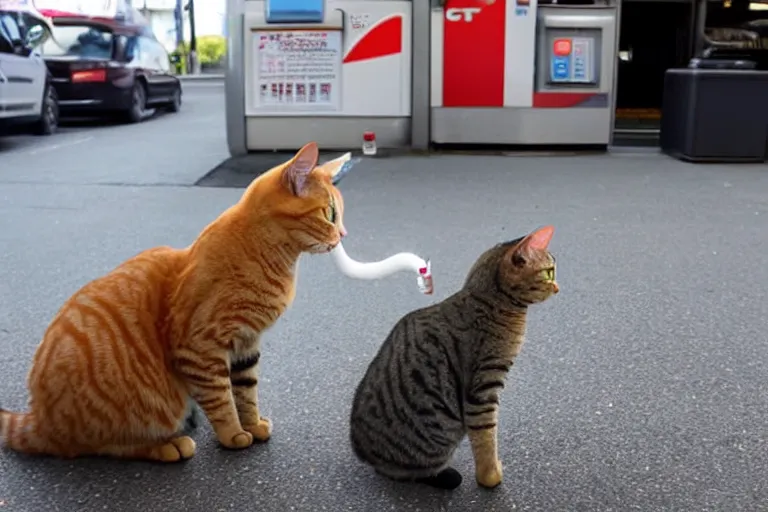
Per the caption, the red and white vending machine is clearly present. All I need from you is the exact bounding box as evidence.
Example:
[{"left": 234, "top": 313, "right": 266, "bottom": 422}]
[
  {"left": 430, "top": 0, "right": 619, "bottom": 146},
  {"left": 231, "top": 0, "right": 414, "bottom": 152}
]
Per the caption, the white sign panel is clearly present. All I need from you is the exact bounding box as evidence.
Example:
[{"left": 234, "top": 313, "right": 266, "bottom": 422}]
[
  {"left": 251, "top": 30, "right": 342, "bottom": 112},
  {"left": 504, "top": 0, "right": 538, "bottom": 107}
]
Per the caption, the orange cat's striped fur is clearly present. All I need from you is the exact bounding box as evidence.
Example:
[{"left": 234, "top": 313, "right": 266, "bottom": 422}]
[{"left": 0, "top": 142, "right": 347, "bottom": 461}]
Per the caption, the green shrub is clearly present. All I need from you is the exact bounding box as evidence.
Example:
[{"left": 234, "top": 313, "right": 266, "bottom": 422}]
[
  {"left": 196, "top": 35, "right": 226, "bottom": 66},
  {"left": 172, "top": 36, "right": 226, "bottom": 72}
]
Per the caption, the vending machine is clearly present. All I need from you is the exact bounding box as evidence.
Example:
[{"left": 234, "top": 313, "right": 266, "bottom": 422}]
[
  {"left": 430, "top": 0, "right": 620, "bottom": 147},
  {"left": 225, "top": 0, "right": 413, "bottom": 154}
]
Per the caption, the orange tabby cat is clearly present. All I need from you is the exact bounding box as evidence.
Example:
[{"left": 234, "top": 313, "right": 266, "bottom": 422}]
[{"left": 0, "top": 141, "right": 347, "bottom": 461}]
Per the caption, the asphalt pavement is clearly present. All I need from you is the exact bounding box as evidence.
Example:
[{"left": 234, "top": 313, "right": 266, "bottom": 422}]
[{"left": 1, "top": 79, "right": 767, "bottom": 512}]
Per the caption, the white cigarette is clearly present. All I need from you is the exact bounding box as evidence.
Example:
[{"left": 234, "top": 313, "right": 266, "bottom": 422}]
[{"left": 330, "top": 242, "right": 433, "bottom": 295}]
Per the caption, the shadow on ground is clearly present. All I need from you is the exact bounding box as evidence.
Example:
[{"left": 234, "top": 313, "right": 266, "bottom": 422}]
[
  {"left": 194, "top": 147, "right": 615, "bottom": 189},
  {"left": 195, "top": 151, "right": 361, "bottom": 188}
]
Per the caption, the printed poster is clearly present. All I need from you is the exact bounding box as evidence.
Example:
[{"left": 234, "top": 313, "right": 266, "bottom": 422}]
[{"left": 252, "top": 30, "right": 342, "bottom": 111}]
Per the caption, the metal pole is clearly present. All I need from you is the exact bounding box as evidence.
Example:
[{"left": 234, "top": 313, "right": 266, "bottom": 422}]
[
  {"left": 688, "top": 0, "right": 697, "bottom": 59},
  {"left": 692, "top": 0, "right": 708, "bottom": 58},
  {"left": 188, "top": 0, "right": 197, "bottom": 52},
  {"left": 225, "top": 0, "right": 247, "bottom": 156},
  {"left": 608, "top": 0, "right": 623, "bottom": 146},
  {"left": 174, "top": 0, "right": 184, "bottom": 48},
  {"left": 188, "top": 0, "right": 199, "bottom": 73},
  {"left": 411, "top": 0, "right": 431, "bottom": 151}
]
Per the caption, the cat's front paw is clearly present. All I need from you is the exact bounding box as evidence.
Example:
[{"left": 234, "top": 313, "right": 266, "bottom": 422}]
[
  {"left": 219, "top": 430, "right": 254, "bottom": 450},
  {"left": 244, "top": 416, "right": 272, "bottom": 442},
  {"left": 476, "top": 460, "right": 503, "bottom": 489}
]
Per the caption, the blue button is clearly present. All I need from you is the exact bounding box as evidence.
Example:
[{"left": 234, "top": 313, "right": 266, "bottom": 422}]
[{"left": 551, "top": 56, "right": 570, "bottom": 80}]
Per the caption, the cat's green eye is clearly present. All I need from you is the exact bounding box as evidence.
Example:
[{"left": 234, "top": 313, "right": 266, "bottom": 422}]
[
  {"left": 326, "top": 202, "right": 336, "bottom": 223},
  {"left": 540, "top": 268, "right": 555, "bottom": 281}
]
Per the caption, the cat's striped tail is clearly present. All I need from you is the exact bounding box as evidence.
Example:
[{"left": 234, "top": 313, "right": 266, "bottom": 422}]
[{"left": 0, "top": 408, "right": 47, "bottom": 454}]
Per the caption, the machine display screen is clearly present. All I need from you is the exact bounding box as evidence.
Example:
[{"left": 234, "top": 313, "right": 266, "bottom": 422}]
[
  {"left": 549, "top": 36, "right": 596, "bottom": 84},
  {"left": 265, "top": 0, "right": 324, "bottom": 23}
]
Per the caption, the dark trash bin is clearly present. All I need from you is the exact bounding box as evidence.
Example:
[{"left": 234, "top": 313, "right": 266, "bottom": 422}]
[{"left": 660, "top": 60, "right": 768, "bottom": 163}]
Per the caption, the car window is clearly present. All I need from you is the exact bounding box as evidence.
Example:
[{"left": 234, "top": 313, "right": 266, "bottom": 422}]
[
  {"left": 145, "top": 38, "right": 170, "bottom": 72},
  {"left": 154, "top": 41, "right": 171, "bottom": 72},
  {"left": 123, "top": 35, "right": 140, "bottom": 63},
  {"left": 15, "top": 12, "right": 52, "bottom": 49},
  {"left": 0, "top": 11, "right": 51, "bottom": 53},
  {"left": 0, "top": 12, "right": 22, "bottom": 43},
  {"left": 0, "top": 23, "right": 12, "bottom": 54},
  {"left": 9, "top": 11, "right": 31, "bottom": 36},
  {"left": 41, "top": 24, "right": 114, "bottom": 59},
  {"left": 138, "top": 36, "right": 157, "bottom": 68}
]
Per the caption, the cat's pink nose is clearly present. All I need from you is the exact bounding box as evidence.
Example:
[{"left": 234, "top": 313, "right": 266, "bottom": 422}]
[{"left": 340, "top": 226, "right": 348, "bottom": 238}]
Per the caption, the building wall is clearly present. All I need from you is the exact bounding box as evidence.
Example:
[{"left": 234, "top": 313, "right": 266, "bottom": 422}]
[
  {"left": 190, "top": 0, "right": 225, "bottom": 37},
  {"left": 145, "top": 9, "right": 177, "bottom": 51}
]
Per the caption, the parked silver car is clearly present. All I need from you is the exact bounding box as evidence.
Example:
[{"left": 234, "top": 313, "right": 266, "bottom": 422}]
[{"left": 0, "top": 8, "right": 58, "bottom": 135}]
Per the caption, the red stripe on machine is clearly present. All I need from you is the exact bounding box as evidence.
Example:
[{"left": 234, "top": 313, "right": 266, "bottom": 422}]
[
  {"left": 343, "top": 15, "right": 403, "bottom": 64},
  {"left": 532, "top": 92, "right": 597, "bottom": 108},
  {"left": 442, "top": 0, "right": 506, "bottom": 107}
]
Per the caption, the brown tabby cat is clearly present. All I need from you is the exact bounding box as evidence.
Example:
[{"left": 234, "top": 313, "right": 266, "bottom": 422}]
[
  {"left": 349, "top": 226, "right": 558, "bottom": 490},
  {"left": 0, "top": 141, "right": 347, "bottom": 462}
]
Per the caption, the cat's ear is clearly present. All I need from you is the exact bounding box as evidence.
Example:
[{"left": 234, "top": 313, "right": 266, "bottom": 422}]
[
  {"left": 282, "top": 141, "right": 320, "bottom": 196},
  {"left": 522, "top": 225, "right": 555, "bottom": 251},
  {"left": 510, "top": 225, "right": 555, "bottom": 265}
]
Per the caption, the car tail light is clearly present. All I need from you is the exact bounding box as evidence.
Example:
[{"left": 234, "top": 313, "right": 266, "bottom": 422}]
[{"left": 71, "top": 69, "right": 107, "bottom": 83}]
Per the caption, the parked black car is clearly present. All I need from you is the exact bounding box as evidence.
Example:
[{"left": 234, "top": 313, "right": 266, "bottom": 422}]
[{"left": 37, "top": 15, "right": 181, "bottom": 123}]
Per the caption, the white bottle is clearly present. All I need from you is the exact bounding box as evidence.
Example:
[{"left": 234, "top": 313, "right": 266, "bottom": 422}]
[{"left": 362, "top": 131, "right": 377, "bottom": 156}]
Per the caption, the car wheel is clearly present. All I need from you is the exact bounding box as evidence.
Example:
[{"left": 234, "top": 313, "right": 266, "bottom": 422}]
[
  {"left": 166, "top": 86, "right": 182, "bottom": 113},
  {"left": 126, "top": 81, "right": 147, "bottom": 123},
  {"left": 33, "top": 84, "right": 59, "bottom": 136}
]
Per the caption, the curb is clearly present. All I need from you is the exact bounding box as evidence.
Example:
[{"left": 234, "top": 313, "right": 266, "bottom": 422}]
[{"left": 178, "top": 74, "right": 224, "bottom": 82}]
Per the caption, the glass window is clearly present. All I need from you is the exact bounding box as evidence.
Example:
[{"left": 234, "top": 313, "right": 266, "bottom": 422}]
[
  {"left": 0, "top": 12, "right": 21, "bottom": 43},
  {"left": 0, "top": 24, "right": 12, "bottom": 54},
  {"left": 150, "top": 39, "right": 171, "bottom": 72},
  {"left": 124, "top": 35, "right": 140, "bottom": 63},
  {"left": 138, "top": 36, "right": 153, "bottom": 56},
  {"left": 137, "top": 36, "right": 170, "bottom": 71},
  {"left": 156, "top": 45, "right": 170, "bottom": 72},
  {"left": 135, "top": 36, "right": 150, "bottom": 67},
  {"left": 41, "top": 24, "right": 115, "bottom": 59},
  {"left": 16, "top": 13, "right": 52, "bottom": 50},
  {"left": 0, "top": 11, "right": 51, "bottom": 52}
]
